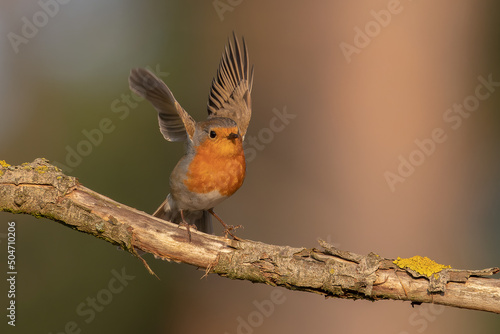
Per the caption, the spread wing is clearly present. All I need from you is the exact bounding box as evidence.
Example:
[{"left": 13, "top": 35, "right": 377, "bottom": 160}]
[
  {"left": 129, "top": 68, "right": 195, "bottom": 142},
  {"left": 207, "top": 33, "right": 254, "bottom": 139}
]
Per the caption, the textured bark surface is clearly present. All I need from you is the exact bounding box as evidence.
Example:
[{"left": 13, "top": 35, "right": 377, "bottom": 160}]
[{"left": 1, "top": 158, "right": 499, "bottom": 313}]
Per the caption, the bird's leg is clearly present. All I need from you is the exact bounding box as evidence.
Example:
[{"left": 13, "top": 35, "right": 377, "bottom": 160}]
[
  {"left": 207, "top": 209, "right": 242, "bottom": 240},
  {"left": 179, "top": 210, "right": 197, "bottom": 242}
]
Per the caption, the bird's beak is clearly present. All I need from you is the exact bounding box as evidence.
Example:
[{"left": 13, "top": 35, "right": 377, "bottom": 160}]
[{"left": 227, "top": 133, "right": 240, "bottom": 140}]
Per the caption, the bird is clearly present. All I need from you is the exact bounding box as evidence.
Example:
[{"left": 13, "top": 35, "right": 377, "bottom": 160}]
[{"left": 128, "top": 33, "right": 253, "bottom": 240}]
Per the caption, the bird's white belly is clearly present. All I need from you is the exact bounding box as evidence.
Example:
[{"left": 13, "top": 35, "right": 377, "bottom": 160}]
[{"left": 177, "top": 188, "right": 227, "bottom": 211}]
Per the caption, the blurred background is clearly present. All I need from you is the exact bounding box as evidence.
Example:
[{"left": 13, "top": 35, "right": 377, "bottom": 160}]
[{"left": 1, "top": 1, "right": 499, "bottom": 333}]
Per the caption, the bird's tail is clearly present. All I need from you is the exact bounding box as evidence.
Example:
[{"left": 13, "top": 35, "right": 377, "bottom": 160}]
[{"left": 153, "top": 194, "right": 213, "bottom": 234}]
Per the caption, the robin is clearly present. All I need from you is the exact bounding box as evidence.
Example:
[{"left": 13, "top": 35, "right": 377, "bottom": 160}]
[{"left": 129, "top": 34, "right": 253, "bottom": 240}]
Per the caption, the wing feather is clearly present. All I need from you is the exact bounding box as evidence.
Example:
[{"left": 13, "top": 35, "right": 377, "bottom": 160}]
[
  {"left": 129, "top": 68, "right": 195, "bottom": 141},
  {"left": 207, "top": 33, "right": 253, "bottom": 138}
]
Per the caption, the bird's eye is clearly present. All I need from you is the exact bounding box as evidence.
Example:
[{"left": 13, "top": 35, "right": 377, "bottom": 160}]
[{"left": 209, "top": 130, "right": 217, "bottom": 138}]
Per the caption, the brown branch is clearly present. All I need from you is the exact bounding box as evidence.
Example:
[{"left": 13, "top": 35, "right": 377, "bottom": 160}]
[{"left": 1, "top": 158, "right": 499, "bottom": 313}]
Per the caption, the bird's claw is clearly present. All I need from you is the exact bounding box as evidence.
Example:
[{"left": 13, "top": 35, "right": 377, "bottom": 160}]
[{"left": 179, "top": 221, "right": 197, "bottom": 242}]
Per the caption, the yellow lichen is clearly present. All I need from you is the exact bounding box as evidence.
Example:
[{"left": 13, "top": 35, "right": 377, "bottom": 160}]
[
  {"left": 35, "top": 166, "right": 49, "bottom": 174},
  {"left": 393, "top": 256, "right": 451, "bottom": 277},
  {"left": 0, "top": 160, "right": 10, "bottom": 168}
]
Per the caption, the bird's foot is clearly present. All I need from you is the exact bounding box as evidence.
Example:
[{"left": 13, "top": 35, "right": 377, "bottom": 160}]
[
  {"left": 208, "top": 209, "right": 243, "bottom": 240},
  {"left": 178, "top": 220, "right": 197, "bottom": 242}
]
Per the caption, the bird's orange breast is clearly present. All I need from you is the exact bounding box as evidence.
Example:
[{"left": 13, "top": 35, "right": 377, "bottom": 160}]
[{"left": 184, "top": 137, "right": 246, "bottom": 196}]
